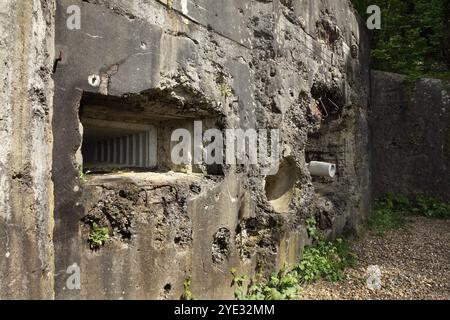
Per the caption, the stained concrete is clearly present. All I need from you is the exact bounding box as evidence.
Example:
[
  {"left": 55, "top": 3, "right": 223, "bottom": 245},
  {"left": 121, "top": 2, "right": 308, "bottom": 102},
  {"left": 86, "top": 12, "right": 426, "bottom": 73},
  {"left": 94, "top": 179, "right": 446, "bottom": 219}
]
[
  {"left": 51, "top": 0, "right": 371, "bottom": 299},
  {"left": 371, "top": 71, "right": 450, "bottom": 201},
  {"left": 0, "top": 0, "right": 55, "bottom": 299},
  {"left": 1, "top": 0, "right": 372, "bottom": 299}
]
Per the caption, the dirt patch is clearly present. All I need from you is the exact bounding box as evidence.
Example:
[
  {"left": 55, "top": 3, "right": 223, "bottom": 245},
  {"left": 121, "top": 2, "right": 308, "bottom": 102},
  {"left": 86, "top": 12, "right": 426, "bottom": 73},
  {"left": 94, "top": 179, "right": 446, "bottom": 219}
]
[{"left": 301, "top": 216, "right": 450, "bottom": 300}]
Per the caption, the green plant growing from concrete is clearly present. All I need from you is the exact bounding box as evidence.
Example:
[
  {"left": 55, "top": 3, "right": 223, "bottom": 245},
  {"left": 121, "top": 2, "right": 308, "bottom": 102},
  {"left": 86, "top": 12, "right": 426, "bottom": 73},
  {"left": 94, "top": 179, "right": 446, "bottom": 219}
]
[
  {"left": 230, "top": 268, "right": 249, "bottom": 299},
  {"left": 231, "top": 218, "right": 355, "bottom": 300},
  {"left": 79, "top": 167, "right": 91, "bottom": 183},
  {"left": 295, "top": 238, "right": 355, "bottom": 283},
  {"left": 167, "top": 0, "right": 174, "bottom": 10},
  {"left": 181, "top": 277, "right": 194, "bottom": 300},
  {"left": 306, "top": 216, "right": 319, "bottom": 240},
  {"left": 231, "top": 267, "right": 300, "bottom": 300},
  {"left": 88, "top": 223, "right": 109, "bottom": 249},
  {"left": 219, "top": 83, "right": 232, "bottom": 98}
]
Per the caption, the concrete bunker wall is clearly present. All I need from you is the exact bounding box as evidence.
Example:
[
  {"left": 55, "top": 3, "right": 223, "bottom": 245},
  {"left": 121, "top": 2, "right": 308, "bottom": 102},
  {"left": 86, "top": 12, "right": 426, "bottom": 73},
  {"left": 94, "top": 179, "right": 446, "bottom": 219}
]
[
  {"left": 371, "top": 71, "right": 450, "bottom": 201},
  {"left": 51, "top": 0, "right": 370, "bottom": 299},
  {"left": 0, "top": 0, "right": 370, "bottom": 299},
  {"left": 0, "top": 0, "right": 55, "bottom": 299},
  {"left": 52, "top": 0, "right": 258, "bottom": 299}
]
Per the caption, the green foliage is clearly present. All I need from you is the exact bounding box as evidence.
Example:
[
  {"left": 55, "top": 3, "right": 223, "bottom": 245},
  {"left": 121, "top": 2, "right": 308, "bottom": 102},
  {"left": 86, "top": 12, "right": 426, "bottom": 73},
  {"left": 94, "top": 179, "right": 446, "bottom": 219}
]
[
  {"left": 79, "top": 167, "right": 90, "bottom": 183},
  {"left": 352, "top": 0, "right": 450, "bottom": 76},
  {"left": 231, "top": 267, "right": 300, "bottom": 300},
  {"left": 87, "top": 223, "right": 109, "bottom": 249},
  {"left": 369, "top": 193, "right": 450, "bottom": 234},
  {"left": 181, "top": 277, "right": 194, "bottom": 300},
  {"left": 306, "top": 216, "right": 319, "bottom": 241},
  {"left": 298, "top": 218, "right": 355, "bottom": 282},
  {"left": 219, "top": 83, "right": 232, "bottom": 98},
  {"left": 413, "top": 196, "right": 450, "bottom": 218},
  {"left": 232, "top": 218, "right": 355, "bottom": 300},
  {"left": 167, "top": 0, "right": 173, "bottom": 10},
  {"left": 296, "top": 238, "right": 356, "bottom": 283}
]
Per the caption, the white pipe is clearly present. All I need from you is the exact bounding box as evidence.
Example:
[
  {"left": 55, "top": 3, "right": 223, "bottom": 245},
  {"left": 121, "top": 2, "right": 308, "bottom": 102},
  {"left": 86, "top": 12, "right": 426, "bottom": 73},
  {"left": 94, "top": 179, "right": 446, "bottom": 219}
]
[{"left": 307, "top": 161, "right": 336, "bottom": 178}]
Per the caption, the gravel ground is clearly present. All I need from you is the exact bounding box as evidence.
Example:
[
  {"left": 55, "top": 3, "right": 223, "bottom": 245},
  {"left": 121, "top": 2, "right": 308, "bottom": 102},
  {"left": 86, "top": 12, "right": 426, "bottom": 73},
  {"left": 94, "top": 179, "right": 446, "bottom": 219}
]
[{"left": 301, "top": 216, "right": 450, "bottom": 300}]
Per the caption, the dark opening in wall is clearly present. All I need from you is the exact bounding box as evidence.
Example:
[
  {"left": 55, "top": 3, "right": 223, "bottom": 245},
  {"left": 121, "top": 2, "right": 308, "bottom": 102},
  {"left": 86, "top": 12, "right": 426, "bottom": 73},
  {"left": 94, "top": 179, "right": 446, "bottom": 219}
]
[
  {"left": 79, "top": 92, "right": 221, "bottom": 174},
  {"left": 212, "top": 227, "right": 231, "bottom": 264},
  {"left": 310, "top": 83, "right": 345, "bottom": 121},
  {"left": 264, "top": 158, "right": 298, "bottom": 213},
  {"left": 79, "top": 93, "right": 158, "bottom": 172},
  {"left": 82, "top": 118, "right": 157, "bottom": 170},
  {"left": 306, "top": 83, "right": 347, "bottom": 191},
  {"left": 164, "top": 283, "right": 172, "bottom": 294}
]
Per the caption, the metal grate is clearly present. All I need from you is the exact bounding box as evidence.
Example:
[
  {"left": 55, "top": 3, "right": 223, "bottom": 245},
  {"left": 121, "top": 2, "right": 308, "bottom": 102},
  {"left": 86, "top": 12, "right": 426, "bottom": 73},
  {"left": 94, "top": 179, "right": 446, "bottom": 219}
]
[{"left": 82, "top": 121, "right": 157, "bottom": 169}]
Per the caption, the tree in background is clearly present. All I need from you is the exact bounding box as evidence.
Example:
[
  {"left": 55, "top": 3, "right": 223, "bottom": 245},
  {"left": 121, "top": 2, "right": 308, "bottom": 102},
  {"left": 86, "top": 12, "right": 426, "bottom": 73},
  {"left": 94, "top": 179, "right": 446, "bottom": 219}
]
[
  {"left": 352, "top": 0, "right": 450, "bottom": 76},
  {"left": 442, "top": 1, "right": 450, "bottom": 69}
]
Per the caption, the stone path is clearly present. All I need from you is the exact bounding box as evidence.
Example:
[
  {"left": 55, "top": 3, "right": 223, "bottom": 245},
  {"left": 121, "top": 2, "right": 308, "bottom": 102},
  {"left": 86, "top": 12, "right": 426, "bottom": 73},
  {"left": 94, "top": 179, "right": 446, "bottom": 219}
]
[{"left": 301, "top": 216, "right": 450, "bottom": 300}]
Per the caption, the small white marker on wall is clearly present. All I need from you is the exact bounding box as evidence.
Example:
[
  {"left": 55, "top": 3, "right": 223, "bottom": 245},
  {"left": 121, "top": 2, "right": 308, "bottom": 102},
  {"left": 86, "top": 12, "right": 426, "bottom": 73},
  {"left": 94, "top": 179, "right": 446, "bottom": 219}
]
[
  {"left": 88, "top": 74, "right": 100, "bottom": 87},
  {"left": 181, "top": 0, "right": 189, "bottom": 24},
  {"left": 181, "top": 0, "right": 188, "bottom": 14}
]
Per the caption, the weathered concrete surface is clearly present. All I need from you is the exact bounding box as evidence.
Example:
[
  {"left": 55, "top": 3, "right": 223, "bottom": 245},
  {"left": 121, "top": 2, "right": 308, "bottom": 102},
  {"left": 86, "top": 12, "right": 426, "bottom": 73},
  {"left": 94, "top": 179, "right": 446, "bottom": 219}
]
[
  {"left": 371, "top": 71, "right": 450, "bottom": 201},
  {"left": 0, "top": 0, "right": 370, "bottom": 299},
  {"left": 3, "top": 0, "right": 449, "bottom": 301},
  {"left": 51, "top": 0, "right": 370, "bottom": 299},
  {"left": 0, "top": 0, "right": 55, "bottom": 299},
  {"left": 78, "top": 172, "right": 217, "bottom": 299}
]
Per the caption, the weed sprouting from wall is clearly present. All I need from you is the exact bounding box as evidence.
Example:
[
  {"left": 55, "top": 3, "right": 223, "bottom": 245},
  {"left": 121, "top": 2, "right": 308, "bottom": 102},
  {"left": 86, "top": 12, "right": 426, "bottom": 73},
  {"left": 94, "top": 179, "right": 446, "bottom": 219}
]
[
  {"left": 87, "top": 223, "right": 109, "bottom": 249},
  {"left": 231, "top": 218, "right": 355, "bottom": 300},
  {"left": 180, "top": 277, "right": 194, "bottom": 300}
]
